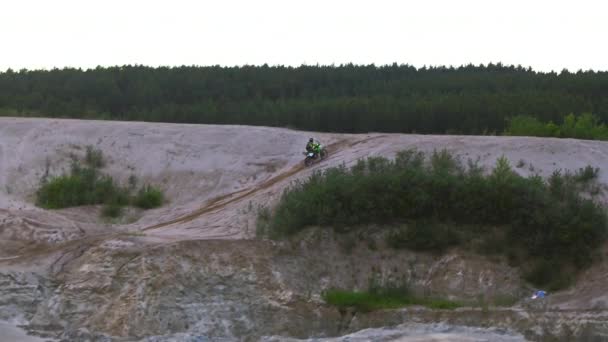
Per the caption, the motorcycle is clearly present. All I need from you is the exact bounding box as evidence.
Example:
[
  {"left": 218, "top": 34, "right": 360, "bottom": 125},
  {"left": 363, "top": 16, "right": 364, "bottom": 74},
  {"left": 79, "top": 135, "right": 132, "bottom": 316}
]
[{"left": 303, "top": 144, "right": 328, "bottom": 167}]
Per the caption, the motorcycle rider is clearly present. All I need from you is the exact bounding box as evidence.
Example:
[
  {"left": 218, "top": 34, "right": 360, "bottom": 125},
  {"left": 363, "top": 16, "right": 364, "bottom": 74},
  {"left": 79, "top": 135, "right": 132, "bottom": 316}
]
[
  {"left": 305, "top": 138, "right": 317, "bottom": 155},
  {"left": 304, "top": 138, "right": 326, "bottom": 166}
]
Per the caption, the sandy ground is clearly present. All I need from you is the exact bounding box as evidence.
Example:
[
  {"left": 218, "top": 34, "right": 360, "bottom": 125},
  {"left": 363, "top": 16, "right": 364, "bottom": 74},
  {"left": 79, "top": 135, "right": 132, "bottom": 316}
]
[
  {"left": 2, "top": 117, "right": 607, "bottom": 245},
  {"left": 1, "top": 117, "right": 608, "bottom": 308}
]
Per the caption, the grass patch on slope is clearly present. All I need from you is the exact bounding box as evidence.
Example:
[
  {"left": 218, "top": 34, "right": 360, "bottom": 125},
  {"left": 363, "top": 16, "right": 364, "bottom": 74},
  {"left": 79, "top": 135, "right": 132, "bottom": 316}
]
[
  {"left": 264, "top": 149, "right": 607, "bottom": 290},
  {"left": 133, "top": 185, "right": 165, "bottom": 209},
  {"left": 324, "top": 287, "right": 461, "bottom": 312},
  {"left": 36, "top": 146, "right": 165, "bottom": 217}
]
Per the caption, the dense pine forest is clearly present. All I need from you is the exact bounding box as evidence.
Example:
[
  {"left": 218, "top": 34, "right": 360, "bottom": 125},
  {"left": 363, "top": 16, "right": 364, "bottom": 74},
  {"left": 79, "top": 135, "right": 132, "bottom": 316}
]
[{"left": 1, "top": 64, "right": 607, "bottom": 135}]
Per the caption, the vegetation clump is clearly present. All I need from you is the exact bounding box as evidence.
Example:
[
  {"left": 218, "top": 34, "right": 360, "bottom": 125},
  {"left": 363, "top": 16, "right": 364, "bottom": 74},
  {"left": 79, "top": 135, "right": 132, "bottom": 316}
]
[
  {"left": 506, "top": 113, "right": 608, "bottom": 140},
  {"left": 323, "top": 285, "right": 460, "bottom": 312},
  {"left": 36, "top": 146, "right": 164, "bottom": 217},
  {"left": 84, "top": 145, "right": 105, "bottom": 168},
  {"left": 266, "top": 149, "right": 607, "bottom": 290},
  {"left": 133, "top": 185, "right": 164, "bottom": 209}
]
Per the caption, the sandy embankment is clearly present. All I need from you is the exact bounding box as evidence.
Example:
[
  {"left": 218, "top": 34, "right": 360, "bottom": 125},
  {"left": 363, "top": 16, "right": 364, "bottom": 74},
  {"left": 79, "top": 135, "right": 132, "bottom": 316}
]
[
  {"left": 1, "top": 117, "right": 608, "bottom": 340},
  {"left": 2, "top": 117, "right": 606, "bottom": 248}
]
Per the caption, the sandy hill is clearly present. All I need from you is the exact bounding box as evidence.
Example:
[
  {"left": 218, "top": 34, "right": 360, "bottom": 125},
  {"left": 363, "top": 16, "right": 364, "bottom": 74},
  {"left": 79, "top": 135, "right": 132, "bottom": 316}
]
[
  {"left": 1, "top": 117, "right": 608, "bottom": 341},
  {"left": 2, "top": 117, "right": 606, "bottom": 253}
]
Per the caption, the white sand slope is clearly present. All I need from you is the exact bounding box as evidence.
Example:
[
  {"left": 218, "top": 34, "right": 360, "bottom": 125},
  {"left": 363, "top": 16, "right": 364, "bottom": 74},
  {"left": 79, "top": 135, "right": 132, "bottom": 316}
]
[
  {"left": 1, "top": 117, "right": 608, "bottom": 255},
  {"left": 2, "top": 117, "right": 608, "bottom": 341}
]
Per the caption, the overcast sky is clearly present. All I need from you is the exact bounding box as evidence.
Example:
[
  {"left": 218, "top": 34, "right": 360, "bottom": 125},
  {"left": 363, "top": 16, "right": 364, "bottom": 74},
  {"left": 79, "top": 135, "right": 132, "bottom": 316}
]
[{"left": 1, "top": 0, "right": 607, "bottom": 72}]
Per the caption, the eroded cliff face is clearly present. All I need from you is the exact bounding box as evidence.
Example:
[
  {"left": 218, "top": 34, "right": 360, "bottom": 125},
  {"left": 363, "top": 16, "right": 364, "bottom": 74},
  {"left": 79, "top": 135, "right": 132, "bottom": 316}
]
[{"left": 2, "top": 231, "right": 605, "bottom": 342}]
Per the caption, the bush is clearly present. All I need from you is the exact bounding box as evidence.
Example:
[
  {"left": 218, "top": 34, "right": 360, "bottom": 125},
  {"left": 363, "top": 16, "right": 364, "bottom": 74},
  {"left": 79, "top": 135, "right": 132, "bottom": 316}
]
[
  {"left": 574, "top": 165, "right": 599, "bottom": 183},
  {"left": 323, "top": 287, "right": 461, "bottom": 312},
  {"left": 36, "top": 148, "right": 165, "bottom": 217},
  {"left": 85, "top": 145, "right": 105, "bottom": 168},
  {"left": 134, "top": 185, "right": 164, "bottom": 209},
  {"left": 505, "top": 116, "right": 559, "bottom": 137},
  {"left": 506, "top": 113, "right": 608, "bottom": 140},
  {"left": 36, "top": 165, "right": 121, "bottom": 209},
  {"left": 387, "top": 222, "right": 459, "bottom": 253},
  {"left": 267, "top": 149, "right": 608, "bottom": 289}
]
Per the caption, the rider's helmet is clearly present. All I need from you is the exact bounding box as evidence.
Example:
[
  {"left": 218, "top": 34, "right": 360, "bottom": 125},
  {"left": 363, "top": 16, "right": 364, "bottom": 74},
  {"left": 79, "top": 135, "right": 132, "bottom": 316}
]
[{"left": 309, "top": 138, "right": 314, "bottom": 143}]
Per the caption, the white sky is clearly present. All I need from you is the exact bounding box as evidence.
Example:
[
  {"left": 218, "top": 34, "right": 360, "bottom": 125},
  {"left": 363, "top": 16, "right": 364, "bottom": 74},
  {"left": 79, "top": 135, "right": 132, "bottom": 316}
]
[{"left": 1, "top": 0, "right": 607, "bottom": 72}]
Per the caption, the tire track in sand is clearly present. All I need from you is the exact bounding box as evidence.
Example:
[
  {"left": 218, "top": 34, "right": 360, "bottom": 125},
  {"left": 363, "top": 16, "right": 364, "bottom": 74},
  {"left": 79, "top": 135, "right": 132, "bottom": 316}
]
[
  {"left": 0, "top": 135, "right": 388, "bottom": 263},
  {"left": 142, "top": 136, "right": 386, "bottom": 232}
]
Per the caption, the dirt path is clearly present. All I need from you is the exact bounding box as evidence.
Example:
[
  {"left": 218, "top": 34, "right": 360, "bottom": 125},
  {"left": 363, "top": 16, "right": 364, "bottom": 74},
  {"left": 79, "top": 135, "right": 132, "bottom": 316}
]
[{"left": 142, "top": 137, "right": 357, "bottom": 231}]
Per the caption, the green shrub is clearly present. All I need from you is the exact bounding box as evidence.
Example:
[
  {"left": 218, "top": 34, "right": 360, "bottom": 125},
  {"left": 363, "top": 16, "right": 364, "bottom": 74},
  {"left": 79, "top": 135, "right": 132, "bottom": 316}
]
[
  {"left": 37, "top": 174, "right": 85, "bottom": 209},
  {"left": 323, "top": 287, "right": 461, "bottom": 312},
  {"left": 268, "top": 149, "right": 607, "bottom": 289},
  {"left": 425, "top": 299, "right": 462, "bottom": 310},
  {"left": 505, "top": 116, "right": 559, "bottom": 137},
  {"left": 36, "top": 148, "right": 164, "bottom": 217},
  {"left": 36, "top": 165, "right": 121, "bottom": 209},
  {"left": 574, "top": 165, "right": 599, "bottom": 183},
  {"left": 387, "top": 222, "right": 458, "bottom": 253},
  {"left": 506, "top": 113, "right": 608, "bottom": 140},
  {"left": 134, "top": 185, "right": 164, "bottom": 209},
  {"left": 85, "top": 145, "right": 105, "bottom": 168}
]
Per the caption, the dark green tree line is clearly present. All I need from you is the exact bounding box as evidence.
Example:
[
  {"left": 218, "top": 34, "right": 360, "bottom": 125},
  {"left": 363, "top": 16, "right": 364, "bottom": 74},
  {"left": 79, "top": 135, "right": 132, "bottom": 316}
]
[{"left": 1, "top": 64, "right": 607, "bottom": 134}]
